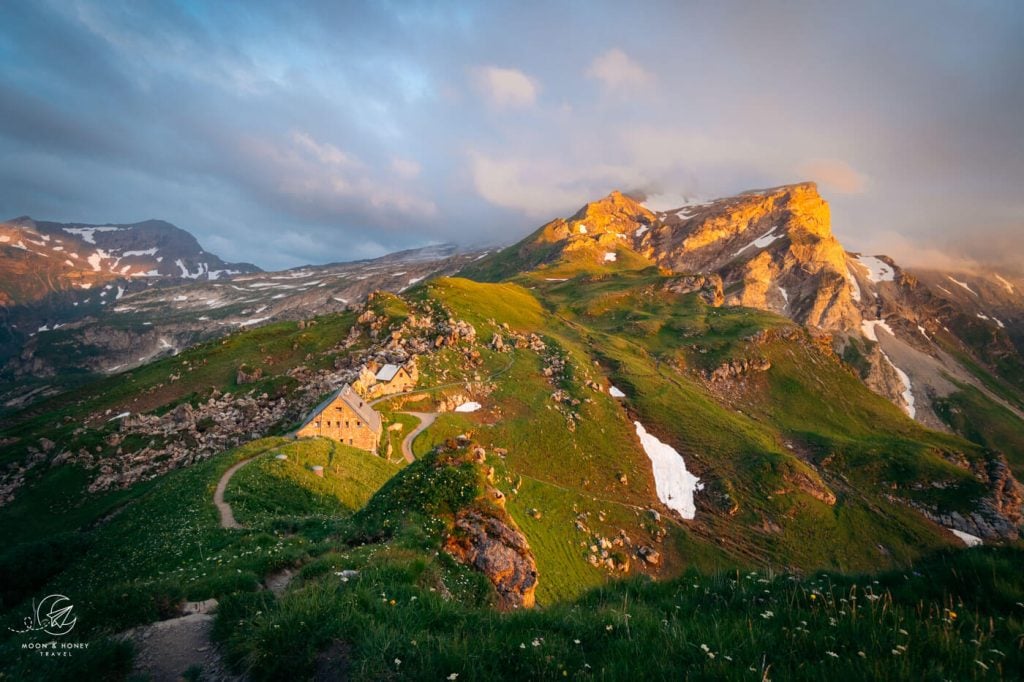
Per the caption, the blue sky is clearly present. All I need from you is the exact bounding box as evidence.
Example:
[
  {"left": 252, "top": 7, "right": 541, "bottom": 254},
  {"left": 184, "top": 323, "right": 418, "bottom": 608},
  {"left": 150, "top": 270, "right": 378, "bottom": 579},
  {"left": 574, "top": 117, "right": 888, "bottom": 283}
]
[{"left": 1, "top": 1, "right": 1021, "bottom": 271}]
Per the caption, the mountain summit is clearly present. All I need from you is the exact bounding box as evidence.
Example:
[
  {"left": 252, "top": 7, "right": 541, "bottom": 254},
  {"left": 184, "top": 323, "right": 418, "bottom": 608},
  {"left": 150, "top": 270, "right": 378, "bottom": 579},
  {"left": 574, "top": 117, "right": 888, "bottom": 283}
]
[{"left": 465, "top": 182, "right": 1024, "bottom": 439}]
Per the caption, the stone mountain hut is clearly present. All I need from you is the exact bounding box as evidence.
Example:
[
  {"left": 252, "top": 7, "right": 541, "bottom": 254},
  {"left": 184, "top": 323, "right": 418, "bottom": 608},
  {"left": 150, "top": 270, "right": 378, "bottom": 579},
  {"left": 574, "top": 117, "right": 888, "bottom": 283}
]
[
  {"left": 296, "top": 384, "right": 382, "bottom": 452},
  {"left": 374, "top": 363, "right": 415, "bottom": 394}
]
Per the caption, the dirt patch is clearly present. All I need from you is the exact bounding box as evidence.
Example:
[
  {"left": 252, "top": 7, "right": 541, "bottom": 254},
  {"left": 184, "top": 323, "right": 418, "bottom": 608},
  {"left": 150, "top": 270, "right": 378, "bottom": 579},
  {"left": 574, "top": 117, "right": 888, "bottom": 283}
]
[
  {"left": 313, "top": 639, "right": 351, "bottom": 681},
  {"left": 121, "top": 600, "right": 237, "bottom": 682},
  {"left": 264, "top": 567, "right": 295, "bottom": 596}
]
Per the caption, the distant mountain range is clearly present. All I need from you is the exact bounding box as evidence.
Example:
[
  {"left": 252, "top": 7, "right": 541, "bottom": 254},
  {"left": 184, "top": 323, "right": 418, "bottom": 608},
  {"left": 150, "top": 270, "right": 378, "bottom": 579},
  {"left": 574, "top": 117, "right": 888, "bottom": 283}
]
[{"left": 0, "top": 216, "right": 260, "bottom": 306}]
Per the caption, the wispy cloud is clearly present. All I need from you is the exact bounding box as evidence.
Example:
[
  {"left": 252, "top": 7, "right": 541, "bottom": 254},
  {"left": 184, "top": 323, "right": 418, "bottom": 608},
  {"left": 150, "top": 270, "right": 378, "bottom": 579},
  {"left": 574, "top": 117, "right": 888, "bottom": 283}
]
[
  {"left": 586, "top": 49, "right": 655, "bottom": 93},
  {"left": 798, "top": 159, "right": 868, "bottom": 194},
  {"left": 391, "top": 157, "right": 422, "bottom": 179},
  {"left": 472, "top": 66, "right": 539, "bottom": 108}
]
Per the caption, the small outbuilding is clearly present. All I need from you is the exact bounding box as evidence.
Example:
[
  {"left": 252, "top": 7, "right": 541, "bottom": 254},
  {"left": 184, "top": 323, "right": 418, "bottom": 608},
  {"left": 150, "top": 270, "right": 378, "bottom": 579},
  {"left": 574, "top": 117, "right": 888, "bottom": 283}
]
[
  {"left": 296, "top": 384, "right": 382, "bottom": 452},
  {"left": 373, "top": 363, "right": 416, "bottom": 394}
]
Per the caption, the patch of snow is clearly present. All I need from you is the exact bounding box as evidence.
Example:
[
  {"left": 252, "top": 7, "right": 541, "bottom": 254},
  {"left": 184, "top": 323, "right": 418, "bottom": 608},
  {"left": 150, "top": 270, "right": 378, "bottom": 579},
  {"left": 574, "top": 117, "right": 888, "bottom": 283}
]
[
  {"left": 734, "top": 227, "right": 784, "bottom": 256},
  {"left": 947, "top": 276, "right": 977, "bottom": 296},
  {"left": 173, "top": 295, "right": 188, "bottom": 302},
  {"left": 37, "top": 325, "right": 50, "bottom": 332},
  {"left": 977, "top": 312, "right": 1006, "bottom": 329},
  {"left": 139, "top": 269, "right": 161, "bottom": 276},
  {"left": 62, "top": 226, "right": 124, "bottom": 244},
  {"left": 176, "top": 259, "right": 209, "bottom": 279},
  {"left": 609, "top": 385, "right": 626, "bottom": 398},
  {"left": 408, "top": 276, "right": 424, "bottom": 285},
  {"left": 51, "top": 245, "right": 63, "bottom": 251},
  {"left": 634, "top": 225, "right": 648, "bottom": 237},
  {"left": 122, "top": 247, "right": 158, "bottom": 257},
  {"left": 856, "top": 256, "right": 895, "bottom": 283},
  {"left": 950, "top": 528, "right": 983, "bottom": 547},
  {"left": 454, "top": 401, "right": 482, "bottom": 413},
  {"left": 544, "top": 278, "right": 569, "bottom": 282},
  {"left": 158, "top": 338, "right": 173, "bottom": 349},
  {"left": 846, "top": 268, "right": 862, "bottom": 302},
  {"left": 64, "top": 259, "right": 75, "bottom": 267},
  {"left": 107, "top": 412, "right": 131, "bottom": 421},
  {"left": 604, "top": 252, "right": 617, "bottom": 262},
  {"left": 0, "top": 235, "right": 8, "bottom": 242},
  {"left": 634, "top": 421, "right": 702, "bottom": 519},
  {"left": 578, "top": 224, "right": 588, "bottom": 234},
  {"left": 642, "top": 193, "right": 708, "bottom": 213},
  {"left": 886, "top": 357, "right": 916, "bottom": 419},
  {"left": 778, "top": 286, "right": 789, "bottom": 305},
  {"left": 917, "top": 325, "right": 930, "bottom": 339},
  {"left": 332, "top": 297, "right": 349, "bottom": 304},
  {"left": 238, "top": 316, "right": 271, "bottom": 327},
  {"left": 861, "top": 319, "right": 895, "bottom": 342},
  {"left": 12, "top": 241, "right": 27, "bottom": 250},
  {"left": 86, "top": 251, "right": 109, "bottom": 271},
  {"left": 994, "top": 274, "right": 1014, "bottom": 294}
]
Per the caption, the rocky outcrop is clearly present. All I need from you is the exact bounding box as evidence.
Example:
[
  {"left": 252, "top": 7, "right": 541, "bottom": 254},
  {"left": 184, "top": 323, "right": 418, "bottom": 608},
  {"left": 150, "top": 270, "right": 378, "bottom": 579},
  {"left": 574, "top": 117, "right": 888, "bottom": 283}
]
[
  {"left": 636, "top": 183, "right": 861, "bottom": 333},
  {"left": 235, "top": 364, "right": 263, "bottom": 385},
  {"left": 445, "top": 508, "right": 538, "bottom": 610},
  {"left": 906, "top": 452, "right": 1023, "bottom": 541},
  {"left": 705, "top": 357, "right": 772, "bottom": 383},
  {"left": 663, "top": 274, "right": 724, "bottom": 306},
  {"left": 774, "top": 466, "right": 837, "bottom": 506}
]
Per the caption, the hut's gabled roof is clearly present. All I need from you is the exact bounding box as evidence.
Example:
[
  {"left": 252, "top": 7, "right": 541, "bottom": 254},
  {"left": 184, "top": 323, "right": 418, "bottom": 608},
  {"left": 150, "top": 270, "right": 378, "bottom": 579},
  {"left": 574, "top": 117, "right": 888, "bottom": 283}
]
[
  {"left": 375, "top": 363, "right": 401, "bottom": 382},
  {"left": 299, "top": 383, "right": 382, "bottom": 433}
]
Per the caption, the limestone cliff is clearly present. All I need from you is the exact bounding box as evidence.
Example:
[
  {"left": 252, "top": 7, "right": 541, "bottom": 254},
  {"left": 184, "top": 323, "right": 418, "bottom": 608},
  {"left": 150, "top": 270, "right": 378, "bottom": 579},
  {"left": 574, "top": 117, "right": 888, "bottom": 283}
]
[{"left": 636, "top": 183, "right": 862, "bottom": 333}]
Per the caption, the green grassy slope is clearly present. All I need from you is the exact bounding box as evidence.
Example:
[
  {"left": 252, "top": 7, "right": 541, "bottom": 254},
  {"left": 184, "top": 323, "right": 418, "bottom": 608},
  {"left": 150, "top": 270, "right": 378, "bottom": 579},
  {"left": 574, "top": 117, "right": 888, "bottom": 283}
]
[{"left": 1, "top": 249, "right": 1022, "bottom": 679}]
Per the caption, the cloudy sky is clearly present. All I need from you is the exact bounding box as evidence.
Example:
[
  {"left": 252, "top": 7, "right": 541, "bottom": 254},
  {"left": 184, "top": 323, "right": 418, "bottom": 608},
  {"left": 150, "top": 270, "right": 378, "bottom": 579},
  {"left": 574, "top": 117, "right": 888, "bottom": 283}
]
[{"left": 1, "top": 1, "right": 1021, "bottom": 271}]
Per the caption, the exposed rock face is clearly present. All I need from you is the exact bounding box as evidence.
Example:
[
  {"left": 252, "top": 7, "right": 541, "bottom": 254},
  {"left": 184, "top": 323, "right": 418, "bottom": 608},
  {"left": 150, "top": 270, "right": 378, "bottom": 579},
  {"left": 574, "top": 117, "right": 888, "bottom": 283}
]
[
  {"left": 662, "top": 274, "right": 724, "bottom": 306},
  {"left": 705, "top": 357, "right": 772, "bottom": 383},
  {"left": 776, "top": 466, "right": 837, "bottom": 506},
  {"left": 445, "top": 508, "right": 538, "bottom": 610},
  {"left": 235, "top": 364, "right": 263, "bottom": 385},
  {"left": 637, "top": 183, "right": 861, "bottom": 334},
  {"left": 902, "top": 452, "right": 1023, "bottom": 541}
]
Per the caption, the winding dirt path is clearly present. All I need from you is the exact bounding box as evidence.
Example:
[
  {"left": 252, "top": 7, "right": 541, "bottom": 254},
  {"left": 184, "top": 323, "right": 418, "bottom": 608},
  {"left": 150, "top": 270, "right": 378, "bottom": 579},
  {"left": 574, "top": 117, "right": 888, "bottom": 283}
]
[
  {"left": 399, "top": 412, "right": 436, "bottom": 463},
  {"left": 214, "top": 458, "right": 256, "bottom": 529}
]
